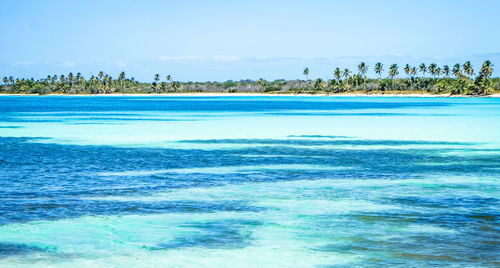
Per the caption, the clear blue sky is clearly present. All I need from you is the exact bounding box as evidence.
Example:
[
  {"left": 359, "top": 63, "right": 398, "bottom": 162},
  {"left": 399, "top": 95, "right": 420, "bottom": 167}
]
[{"left": 1, "top": 0, "right": 499, "bottom": 81}]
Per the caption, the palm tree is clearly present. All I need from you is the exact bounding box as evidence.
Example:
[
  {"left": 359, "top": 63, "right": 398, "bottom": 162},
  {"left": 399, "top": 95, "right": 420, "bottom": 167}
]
[
  {"left": 334, "top": 68, "right": 341, "bottom": 82},
  {"left": 158, "top": 82, "right": 166, "bottom": 92},
  {"left": 3, "top": 77, "right": 9, "bottom": 85},
  {"left": 303, "top": 67, "right": 309, "bottom": 81},
  {"left": 118, "top": 72, "right": 126, "bottom": 81},
  {"left": 98, "top": 71, "right": 104, "bottom": 80},
  {"left": 404, "top": 64, "right": 411, "bottom": 78},
  {"left": 419, "top": 63, "right": 427, "bottom": 77},
  {"left": 152, "top": 74, "right": 160, "bottom": 92},
  {"left": 389, "top": 64, "right": 399, "bottom": 79},
  {"left": 463, "top": 61, "right": 474, "bottom": 78},
  {"left": 374, "top": 62, "right": 383, "bottom": 79},
  {"left": 480, "top": 60, "right": 493, "bottom": 77},
  {"left": 452, "top": 64, "right": 462, "bottom": 77},
  {"left": 409, "top": 66, "right": 417, "bottom": 89},
  {"left": 475, "top": 61, "right": 494, "bottom": 95},
  {"left": 442, "top": 65, "right": 450, "bottom": 77},
  {"left": 342, "top": 68, "right": 351, "bottom": 80},
  {"left": 314, "top": 78, "right": 326, "bottom": 91},
  {"left": 357, "top": 62, "right": 368, "bottom": 81},
  {"left": 166, "top": 75, "right": 172, "bottom": 82},
  {"left": 118, "top": 72, "right": 126, "bottom": 88},
  {"left": 342, "top": 69, "right": 351, "bottom": 88},
  {"left": 410, "top": 67, "right": 417, "bottom": 77},
  {"left": 429, "top": 63, "right": 437, "bottom": 78},
  {"left": 171, "top": 81, "right": 181, "bottom": 92},
  {"left": 389, "top": 64, "right": 399, "bottom": 89}
]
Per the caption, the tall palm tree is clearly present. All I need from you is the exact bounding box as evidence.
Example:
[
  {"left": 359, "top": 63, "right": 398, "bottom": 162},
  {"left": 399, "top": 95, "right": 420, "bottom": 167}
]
[
  {"left": 409, "top": 66, "right": 417, "bottom": 89},
  {"left": 389, "top": 64, "right": 399, "bottom": 89},
  {"left": 410, "top": 67, "right": 417, "bottom": 77},
  {"left": 342, "top": 69, "right": 351, "bottom": 88},
  {"left": 98, "top": 71, "right": 104, "bottom": 80},
  {"left": 474, "top": 61, "right": 494, "bottom": 95},
  {"left": 118, "top": 72, "right": 126, "bottom": 88},
  {"left": 480, "top": 60, "right": 493, "bottom": 77},
  {"left": 389, "top": 64, "right": 399, "bottom": 79},
  {"left": 118, "top": 72, "right": 126, "bottom": 81},
  {"left": 463, "top": 61, "right": 474, "bottom": 78},
  {"left": 452, "top": 64, "right": 462, "bottom": 77},
  {"left": 2, "top": 77, "right": 8, "bottom": 85},
  {"left": 153, "top": 74, "right": 160, "bottom": 92},
  {"left": 303, "top": 67, "right": 309, "bottom": 81},
  {"left": 429, "top": 63, "right": 437, "bottom": 78},
  {"left": 374, "top": 62, "right": 383, "bottom": 79},
  {"left": 419, "top": 63, "right": 427, "bottom": 78},
  {"left": 357, "top": 62, "right": 368, "bottom": 82},
  {"left": 334, "top": 68, "right": 341, "bottom": 82},
  {"left": 404, "top": 64, "right": 411, "bottom": 78},
  {"left": 442, "top": 65, "right": 450, "bottom": 77},
  {"left": 342, "top": 68, "right": 351, "bottom": 80}
]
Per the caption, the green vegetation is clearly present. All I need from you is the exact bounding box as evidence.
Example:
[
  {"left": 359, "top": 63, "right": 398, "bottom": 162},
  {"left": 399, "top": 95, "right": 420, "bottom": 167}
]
[{"left": 0, "top": 61, "right": 497, "bottom": 95}]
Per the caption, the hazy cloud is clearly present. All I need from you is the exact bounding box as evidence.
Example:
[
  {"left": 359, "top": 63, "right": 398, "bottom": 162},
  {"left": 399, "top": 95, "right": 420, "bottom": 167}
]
[
  {"left": 159, "top": 55, "right": 203, "bottom": 62},
  {"left": 15, "top": 61, "right": 37, "bottom": 66}
]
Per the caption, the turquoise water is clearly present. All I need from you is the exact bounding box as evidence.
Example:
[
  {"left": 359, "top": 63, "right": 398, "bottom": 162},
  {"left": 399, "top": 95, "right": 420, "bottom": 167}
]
[{"left": 0, "top": 96, "right": 499, "bottom": 267}]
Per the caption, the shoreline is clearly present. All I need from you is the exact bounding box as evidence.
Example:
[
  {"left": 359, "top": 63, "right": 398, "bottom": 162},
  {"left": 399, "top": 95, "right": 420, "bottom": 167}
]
[{"left": 1, "top": 93, "right": 499, "bottom": 97}]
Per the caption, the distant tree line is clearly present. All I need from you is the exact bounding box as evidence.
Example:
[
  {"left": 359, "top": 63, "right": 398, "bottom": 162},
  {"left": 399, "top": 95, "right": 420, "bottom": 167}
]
[
  {"left": 301, "top": 61, "right": 496, "bottom": 95},
  {"left": 0, "top": 61, "right": 497, "bottom": 95}
]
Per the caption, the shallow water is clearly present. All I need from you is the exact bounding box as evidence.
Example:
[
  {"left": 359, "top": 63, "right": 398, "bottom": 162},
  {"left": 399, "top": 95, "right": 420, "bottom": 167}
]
[{"left": 0, "top": 96, "right": 499, "bottom": 267}]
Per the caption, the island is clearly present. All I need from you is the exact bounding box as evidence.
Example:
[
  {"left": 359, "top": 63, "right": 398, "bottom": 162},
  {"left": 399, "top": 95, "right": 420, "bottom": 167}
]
[{"left": 1, "top": 61, "right": 497, "bottom": 96}]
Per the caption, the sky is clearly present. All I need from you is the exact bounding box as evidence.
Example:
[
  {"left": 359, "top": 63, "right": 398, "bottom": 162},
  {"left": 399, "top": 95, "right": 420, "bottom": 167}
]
[{"left": 1, "top": 0, "right": 499, "bottom": 82}]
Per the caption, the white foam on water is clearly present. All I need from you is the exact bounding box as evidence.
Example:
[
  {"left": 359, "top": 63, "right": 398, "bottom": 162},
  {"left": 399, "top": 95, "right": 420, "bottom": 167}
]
[
  {"left": 97, "top": 164, "right": 351, "bottom": 177},
  {"left": 85, "top": 175, "right": 499, "bottom": 203}
]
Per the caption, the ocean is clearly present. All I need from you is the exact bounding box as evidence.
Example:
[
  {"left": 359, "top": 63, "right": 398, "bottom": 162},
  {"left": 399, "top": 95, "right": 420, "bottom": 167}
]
[{"left": 0, "top": 96, "right": 498, "bottom": 267}]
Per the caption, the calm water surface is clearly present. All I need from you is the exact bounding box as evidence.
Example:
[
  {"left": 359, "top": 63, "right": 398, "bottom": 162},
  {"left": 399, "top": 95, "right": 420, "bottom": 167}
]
[{"left": 0, "top": 96, "right": 499, "bottom": 267}]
